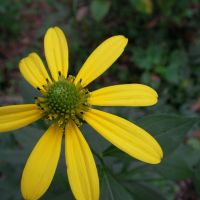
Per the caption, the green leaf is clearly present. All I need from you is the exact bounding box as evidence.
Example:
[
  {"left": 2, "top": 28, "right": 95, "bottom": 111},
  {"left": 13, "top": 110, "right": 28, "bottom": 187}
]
[
  {"left": 100, "top": 169, "right": 133, "bottom": 200},
  {"left": 165, "top": 49, "right": 188, "bottom": 85},
  {"left": 82, "top": 124, "right": 110, "bottom": 154},
  {"left": 0, "top": 126, "right": 43, "bottom": 164},
  {"left": 124, "top": 182, "right": 167, "bottom": 200},
  {"left": 19, "top": 79, "right": 39, "bottom": 103},
  {"left": 90, "top": 0, "right": 111, "bottom": 22},
  {"left": 155, "top": 144, "right": 200, "bottom": 181},
  {"left": 129, "top": 0, "right": 153, "bottom": 14},
  {"left": 132, "top": 45, "right": 167, "bottom": 70},
  {"left": 155, "top": 154, "right": 192, "bottom": 181},
  {"left": 0, "top": 162, "right": 22, "bottom": 200},
  {"left": 136, "top": 115, "right": 198, "bottom": 156},
  {"left": 176, "top": 143, "right": 200, "bottom": 168},
  {"left": 43, "top": 171, "right": 74, "bottom": 200},
  {"left": 188, "top": 138, "right": 200, "bottom": 151}
]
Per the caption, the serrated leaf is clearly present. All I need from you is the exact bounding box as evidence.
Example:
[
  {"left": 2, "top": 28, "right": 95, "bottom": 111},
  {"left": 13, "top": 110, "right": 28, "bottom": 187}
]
[
  {"left": 103, "top": 115, "right": 197, "bottom": 160},
  {"left": 124, "top": 182, "right": 166, "bottom": 200},
  {"left": 175, "top": 144, "right": 200, "bottom": 168},
  {"left": 100, "top": 169, "right": 133, "bottom": 200},
  {"left": 90, "top": 0, "right": 110, "bottom": 22},
  {"left": 156, "top": 155, "right": 192, "bottom": 181},
  {"left": 136, "top": 115, "right": 198, "bottom": 156},
  {"left": 155, "top": 145, "right": 198, "bottom": 180}
]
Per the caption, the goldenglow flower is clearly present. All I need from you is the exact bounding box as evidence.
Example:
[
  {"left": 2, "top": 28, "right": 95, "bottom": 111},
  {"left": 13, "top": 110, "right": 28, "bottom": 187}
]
[{"left": 0, "top": 27, "right": 163, "bottom": 200}]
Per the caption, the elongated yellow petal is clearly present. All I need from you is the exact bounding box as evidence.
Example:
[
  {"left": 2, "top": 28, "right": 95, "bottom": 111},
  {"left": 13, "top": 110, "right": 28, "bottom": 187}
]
[
  {"left": 84, "top": 109, "right": 163, "bottom": 164},
  {"left": 0, "top": 104, "right": 42, "bottom": 132},
  {"left": 65, "top": 121, "right": 99, "bottom": 200},
  {"left": 21, "top": 124, "right": 63, "bottom": 200},
  {"left": 29, "top": 53, "right": 52, "bottom": 83},
  {"left": 44, "top": 26, "right": 69, "bottom": 81},
  {"left": 89, "top": 84, "right": 158, "bottom": 106},
  {"left": 19, "top": 53, "right": 51, "bottom": 91},
  {"left": 75, "top": 35, "right": 128, "bottom": 87}
]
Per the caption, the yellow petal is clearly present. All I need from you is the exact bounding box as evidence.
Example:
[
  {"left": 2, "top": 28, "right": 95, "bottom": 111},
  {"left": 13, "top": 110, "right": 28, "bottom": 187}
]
[
  {"left": 89, "top": 84, "right": 158, "bottom": 106},
  {"left": 0, "top": 104, "right": 42, "bottom": 132},
  {"left": 75, "top": 35, "right": 128, "bottom": 87},
  {"left": 44, "top": 26, "right": 69, "bottom": 81},
  {"left": 19, "top": 53, "right": 51, "bottom": 91},
  {"left": 84, "top": 109, "right": 163, "bottom": 164},
  {"left": 65, "top": 121, "right": 99, "bottom": 200},
  {"left": 21, "top": 124, "right": 63, "bottom": 200}
]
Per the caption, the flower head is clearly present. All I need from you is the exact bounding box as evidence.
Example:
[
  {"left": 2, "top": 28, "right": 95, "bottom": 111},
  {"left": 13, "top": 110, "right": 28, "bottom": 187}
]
[{"left": 0, "top": 27, "right": 163, "bottom": 200}]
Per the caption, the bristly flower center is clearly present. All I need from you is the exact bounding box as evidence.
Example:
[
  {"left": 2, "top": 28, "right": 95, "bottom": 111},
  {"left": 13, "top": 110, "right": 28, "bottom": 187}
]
[
  {"left": 35, "top": 75, "right": 90, "bottom": 127},
  {"left": 46, "top": 81, "right": 80, "bottom": 113}
]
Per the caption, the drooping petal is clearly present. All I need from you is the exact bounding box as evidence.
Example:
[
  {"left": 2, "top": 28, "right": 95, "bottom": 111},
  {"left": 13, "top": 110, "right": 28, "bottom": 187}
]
[
  {"left": 44, "top": 26, "right": 69, "bottom": 81},
  {"left": 88, "top": 84, "right": 158, "bottom": 106},
  {"left": 0, "top": 104, "right": 42, "bottom": 132},
  {"left": 84, "top": 109, "right": 163, "bottom": 164},
  {"left": 75, "top": 35, "right": 128, "bottom": 87},
  {"left": 65, "top": 121, "right": 99, "bottom": 200},
  {"left": 19, "top": 53, "right": 51, "bottom": 91},
  {"left": 21, "top": 124, "right": 63, "bottom": 200}
]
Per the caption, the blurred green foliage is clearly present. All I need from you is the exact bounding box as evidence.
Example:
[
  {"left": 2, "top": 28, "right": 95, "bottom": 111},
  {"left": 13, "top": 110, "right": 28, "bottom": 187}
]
[
  {"left": 0, "top": 0, "right": 24, "bottom": 40},
  {"left": 0, "top": 0, "right": 200, "bottom": 199}
]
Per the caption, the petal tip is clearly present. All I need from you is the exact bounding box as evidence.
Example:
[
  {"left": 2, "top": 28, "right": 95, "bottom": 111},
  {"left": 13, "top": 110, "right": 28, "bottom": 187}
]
[
  {"left": 153, "top": 158, "right": 162, "bottom": 164},
  {"left": 153, "top": 149, "right": 164, "bottom": 164},
  {"left": 153, "top": 96, "right": 158, "bottom": 105},
  {"left": 119, "top": 35, "right": 128, "bottom": 46},
  {"left": 48, "top": 26, "right": 54, "bottom": 31},
  {"left": 123, "top": 36, "right": 128, "bottom": 43},
  {"left": 53, "top": 26, "right": 62, "bottom": 30},
  {"left": 147, "top": 153, "right": 163, "bottom": 165},
  {"left": 157, "top": 155, "right": 163, "bottom": 164},
  {"left": 28, "top": 52, "right": 37, "bottom": 57},
  {"left": 19, "top": 58, "right": 26, "bottom": 71},
  {"left": 45, "top": 27, "right": 54, "bottom": 37},
  {"left": 19, "top": 60, "right": 23, "bottom": 68},
  {"left": 154, "top": 90, "right": 159, "bottom": 98}
]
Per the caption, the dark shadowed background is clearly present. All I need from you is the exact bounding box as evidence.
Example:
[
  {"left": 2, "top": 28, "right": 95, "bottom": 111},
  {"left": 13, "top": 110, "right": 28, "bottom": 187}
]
[{"left": 0, "top": 0, "right": 200, "bottom": 199}]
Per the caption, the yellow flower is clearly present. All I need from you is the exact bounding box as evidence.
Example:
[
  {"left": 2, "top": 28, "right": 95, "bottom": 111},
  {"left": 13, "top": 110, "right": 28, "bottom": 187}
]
[{"left": 0, "top": 27, "right": 163, "bottom": 200}]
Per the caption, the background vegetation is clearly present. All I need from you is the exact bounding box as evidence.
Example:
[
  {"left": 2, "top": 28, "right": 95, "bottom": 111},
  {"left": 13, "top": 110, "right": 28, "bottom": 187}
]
[{"left": 0, "top": 0, "right": 200, "bottom": 199}]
